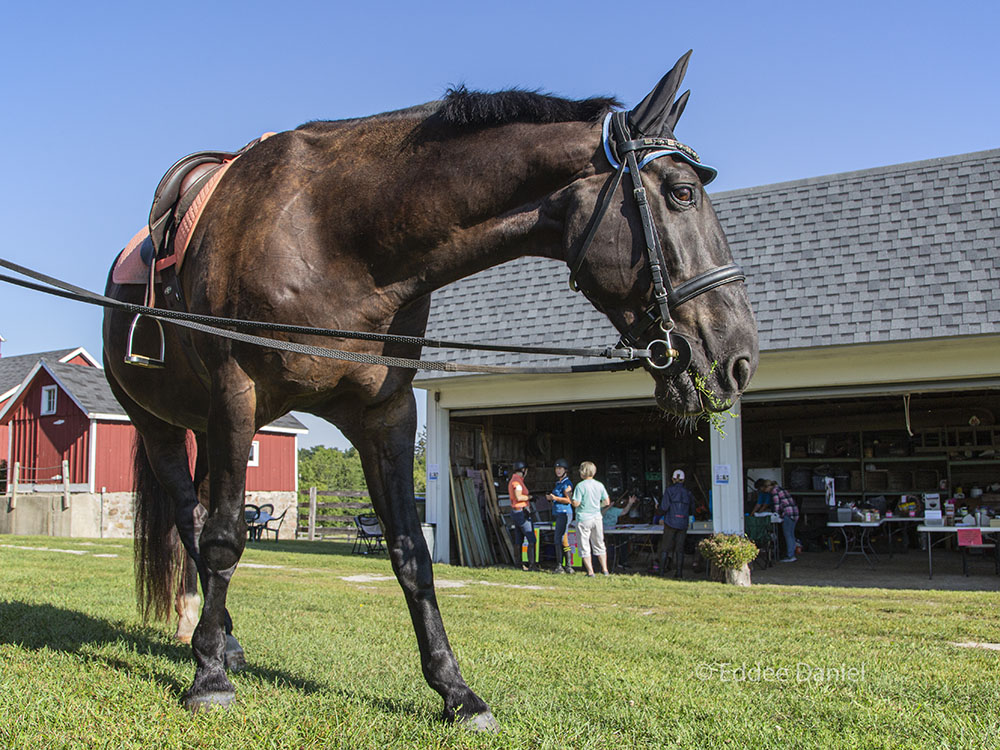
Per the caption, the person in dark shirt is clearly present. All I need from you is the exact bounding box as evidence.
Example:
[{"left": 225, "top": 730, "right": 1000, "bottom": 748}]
[
  {"left": 658, "top": 469, "right": 695, "bottom": 578},
  {"left": 546, "top": 458, "right": 575, "bottom": 573}
]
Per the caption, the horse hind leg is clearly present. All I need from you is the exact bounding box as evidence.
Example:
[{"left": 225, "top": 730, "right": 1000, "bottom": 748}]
[
  {"left": 340, "top": 392, "right": 498, "bottom": 732},
  {"left": 174, "top": 550, "right": 201, "bottom": 644}
]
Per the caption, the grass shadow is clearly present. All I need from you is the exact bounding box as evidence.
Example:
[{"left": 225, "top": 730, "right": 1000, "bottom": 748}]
[
  {"left": 0, "top": 600, "right": 327, "bottom": 699},
  {"left": 0, "top": 599, "right": 448, "bottom": 722}
]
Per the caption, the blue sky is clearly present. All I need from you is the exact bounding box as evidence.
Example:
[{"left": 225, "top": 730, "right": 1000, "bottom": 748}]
[{"left": 1, "top": 1, "right": 997, "bottom": 449}]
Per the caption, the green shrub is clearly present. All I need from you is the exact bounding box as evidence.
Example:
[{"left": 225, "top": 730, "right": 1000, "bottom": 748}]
[{"left": 697, "top": 533, "right": 758, "bottom": 569}]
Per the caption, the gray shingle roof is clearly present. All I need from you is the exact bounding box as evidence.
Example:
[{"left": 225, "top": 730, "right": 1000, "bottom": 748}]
[
  {"left": 417, "top": 148, "right": 1000, "bottom": 378},
  {"left": 45, "top": 360, "right": 123, "bottom": 415},
  {"left": 715, "top": 149, "right": 1000, "bottom": 349},
  {"left": 0, "top": 349, "right": 77, "bottom": 396}
]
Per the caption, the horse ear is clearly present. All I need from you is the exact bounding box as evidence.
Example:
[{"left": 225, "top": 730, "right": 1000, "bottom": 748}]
[
  {"left": 628, "top": 50, "right": 692, "bottom": 135},
  {"left": 663, "top": 90, "right": 690, "bottom": 133}
]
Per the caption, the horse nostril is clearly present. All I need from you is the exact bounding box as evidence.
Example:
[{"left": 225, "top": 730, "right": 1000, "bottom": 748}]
[{"left": 731, "top": 356, "right": 753, "bottom": 392}]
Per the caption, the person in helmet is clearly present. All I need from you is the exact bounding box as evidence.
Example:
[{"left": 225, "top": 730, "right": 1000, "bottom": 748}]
[
  {"left": 508, "top": 461, "right": 538, "bottom": 571},
  {"left": 546, "top": 459, "right": 575, "bottom": 573}
]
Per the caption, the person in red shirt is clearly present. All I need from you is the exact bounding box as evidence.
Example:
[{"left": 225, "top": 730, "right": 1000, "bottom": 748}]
[{"left": 508, "top": 461, "right": 538, "bottom": 571}]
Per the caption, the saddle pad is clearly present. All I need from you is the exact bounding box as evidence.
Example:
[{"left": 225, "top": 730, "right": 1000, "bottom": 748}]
[
  {"left": 111, "top": 132, "right": 275, "bottom": 286},
  {"left": 112, "top": 226, "right": 155, "bottom": 285}
]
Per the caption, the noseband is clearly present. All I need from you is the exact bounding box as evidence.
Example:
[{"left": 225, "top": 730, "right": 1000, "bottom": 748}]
[{"left": 569, "top": 111, "right": 745, "bottom": 373}]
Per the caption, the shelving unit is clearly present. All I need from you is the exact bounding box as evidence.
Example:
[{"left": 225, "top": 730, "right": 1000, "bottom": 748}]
[{"left": 779, "top": 426, "right": 1000, "bottom": 514}]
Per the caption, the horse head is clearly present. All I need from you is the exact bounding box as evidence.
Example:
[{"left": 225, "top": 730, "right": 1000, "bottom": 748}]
[{"left": 564, "top": 51, "right": 758, "bottom": 417}]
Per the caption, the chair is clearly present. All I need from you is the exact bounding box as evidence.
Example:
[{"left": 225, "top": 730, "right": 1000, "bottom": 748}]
[
  {"left": 353, "top": 514, "right": 386, "bottom": 555},
  {"left": 745, "top": 515, "right": 777, "bottom": 570},
  {"left": 960, "top": 538, "right": 1000, "bottom": 577},
  {"left": 254, "top": 503, "right": 275, "bottom": 541},
  {"left": 631, "top": 532, "right": 658, "bottom": 570},
  {"left": 260, "top": 507, "right": 288, "bottom": 541},
  {"left": 244, "top": 504, "right": 261, "bottom": 541}
]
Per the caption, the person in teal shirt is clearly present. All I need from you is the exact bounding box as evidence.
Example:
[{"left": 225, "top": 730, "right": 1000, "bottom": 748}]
[
  {"left": 602, "top": 491, "right": 638, "bottom": 529},
  {"left": 571, "top": 461, "right": 611, "bottom": 577},
  {"left": 603, "top": 490, "right": 638, "bottom": 570}
]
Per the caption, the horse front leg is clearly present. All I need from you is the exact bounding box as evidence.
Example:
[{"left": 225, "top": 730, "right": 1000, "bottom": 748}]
[
  {"left": 343, "top": 391, "right": 498, "bottom": 731},
  {"left": 184, "top": 367, "right": 255, "bottom": 712},
  {"left": 173, "top": 434, "right": 246, "bottom": 668}
]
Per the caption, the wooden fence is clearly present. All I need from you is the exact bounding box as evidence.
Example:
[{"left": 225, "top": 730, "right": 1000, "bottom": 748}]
[{"left": 297, "top": 488, "right": 372, "bottom": 541}]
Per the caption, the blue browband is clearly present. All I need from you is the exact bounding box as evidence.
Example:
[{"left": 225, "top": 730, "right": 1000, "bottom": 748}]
[{"left": 601, "top": 112, "right": 718, "bottom": 184}]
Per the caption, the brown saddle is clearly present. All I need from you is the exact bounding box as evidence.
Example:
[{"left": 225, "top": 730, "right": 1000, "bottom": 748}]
[{"left": 112, "top": 133, "right": 275, "bottom": 289}]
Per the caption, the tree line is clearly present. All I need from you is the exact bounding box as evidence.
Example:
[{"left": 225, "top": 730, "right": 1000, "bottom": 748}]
[{"left": 297, "top": 429, "right": 426, "bottom": 494}]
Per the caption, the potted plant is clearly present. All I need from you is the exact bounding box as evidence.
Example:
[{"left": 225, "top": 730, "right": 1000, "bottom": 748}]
[{"left": 697, "top": 533, "right": 759, "bottom": 586}]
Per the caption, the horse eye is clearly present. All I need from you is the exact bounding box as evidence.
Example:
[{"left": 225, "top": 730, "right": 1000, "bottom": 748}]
[{"left": 672, "top": 186, "right": 694, "bottom": 203}]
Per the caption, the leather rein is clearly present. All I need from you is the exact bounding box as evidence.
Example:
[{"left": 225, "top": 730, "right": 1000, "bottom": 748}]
[
  {"left": 568, "top": 111, "right": 746, "bottom": 376},
  {"left": 0, "top": 114, "right": 743, "bottom": 376}
]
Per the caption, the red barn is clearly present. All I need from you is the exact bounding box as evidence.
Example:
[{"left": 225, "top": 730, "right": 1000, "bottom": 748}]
[
  {"left": 0, "top": 346, "right": 100, "bottom": 473},
  {"left": 1, "top": 348, "right": 306, "bottom": 538}
]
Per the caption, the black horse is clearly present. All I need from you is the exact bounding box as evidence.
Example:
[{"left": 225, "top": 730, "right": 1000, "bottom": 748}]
[{"left": 102, "top": 51, "right": 758, "bottom": 729}]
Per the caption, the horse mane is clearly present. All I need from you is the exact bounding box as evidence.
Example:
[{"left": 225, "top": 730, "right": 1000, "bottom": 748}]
[
  {"left": 295, "top": 88, "right": 620, "bottom": 134},
  {"left": 439, "top": 86, "right": 620, "bottom": 127}
]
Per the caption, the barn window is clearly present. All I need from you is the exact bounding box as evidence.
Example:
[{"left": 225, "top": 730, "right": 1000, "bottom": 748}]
[
  {"left": 248, "top": 440, "right": 260, "bottom": 467},
  {"left": 40, "top": 385, "right": 58, "bottom": 416}
]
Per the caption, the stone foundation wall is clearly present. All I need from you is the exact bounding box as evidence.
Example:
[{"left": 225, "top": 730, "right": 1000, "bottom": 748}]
[
  {"left": 101, "top": 492, "right": 136, "bottom": 538},
  {"left": 2, "top": 490, "right": 297, "bottom": 540},
  {"left": 244, "top": 491, "right": 298, "bottom": 540}
]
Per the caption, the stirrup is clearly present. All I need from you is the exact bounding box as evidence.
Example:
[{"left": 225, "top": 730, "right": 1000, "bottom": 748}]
[{"left": 124, "top": 313, "right": 166, "bottom": 368}]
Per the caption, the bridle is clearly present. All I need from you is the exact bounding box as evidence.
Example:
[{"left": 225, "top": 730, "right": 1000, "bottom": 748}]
[{"left": 568, "top": 111, "right": 746, "bottom": 374}]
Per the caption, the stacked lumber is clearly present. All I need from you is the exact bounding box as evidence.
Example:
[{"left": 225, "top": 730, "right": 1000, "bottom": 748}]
[
  {"left": 480, "top": 428, "right": 517, "bottom": 565},
  {"left": 450, "top": 473, "right": 495, "bottom": 567}
]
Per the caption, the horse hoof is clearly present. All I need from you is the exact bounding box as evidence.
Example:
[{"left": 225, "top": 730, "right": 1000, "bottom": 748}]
[
  {"left": 459, "top": 711, "right": 500, "bottom": 733},
  {"left": 224, "top": 634, "right": 246, "bottom": 672},
  {"left": 184, "top": 691, "right": 235, "bottom": 713}
]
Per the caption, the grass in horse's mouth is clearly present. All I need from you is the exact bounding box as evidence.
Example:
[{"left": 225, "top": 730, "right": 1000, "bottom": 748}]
[{"left": 690, "top": 361, "right": 736, "bottom": 437}]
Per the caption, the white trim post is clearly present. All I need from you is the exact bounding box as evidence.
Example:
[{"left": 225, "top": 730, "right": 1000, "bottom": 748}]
[
  {"left": 88, "top": 420, "right": 97, "bottom": 493},
  {"left": 425, "top": 390, "right": 451, "bottom": 564},
  {"left": 709, "top": 402, "right": 745, "bottom": 536}
]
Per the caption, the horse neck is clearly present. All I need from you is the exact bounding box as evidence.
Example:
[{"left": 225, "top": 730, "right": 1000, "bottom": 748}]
[{"left": 381, "top": 120, "right": 601, "bottom": 299}]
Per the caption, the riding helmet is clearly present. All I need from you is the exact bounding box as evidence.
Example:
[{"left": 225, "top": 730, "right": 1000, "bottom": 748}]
[
  {"left": 513, "top": 461, "right": 528, "bottom": 473},
  {"left": 554, "top": 458, "right": 569, "bottom": 469}
]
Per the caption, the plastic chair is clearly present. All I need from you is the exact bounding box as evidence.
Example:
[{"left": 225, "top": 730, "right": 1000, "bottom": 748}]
[
  {"left": 353, "top": 514, "right": 386, "bottom": 555},
  {"left": 244, "top": 504, "right": 261, "bottom": 541},
  {"left": 260, "top": 508, "right": 288, "bottom": 541},
  {"left": 960, "top": 539, "right": 1000, "bottom": 577},
  {"left": 745, "top": 515, "right": 777, "bottom": 569}
]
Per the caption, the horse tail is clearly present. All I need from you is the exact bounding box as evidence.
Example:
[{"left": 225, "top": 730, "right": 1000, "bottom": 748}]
[{"left": 133, "top": 435, "right": 182, "bottom": 621}]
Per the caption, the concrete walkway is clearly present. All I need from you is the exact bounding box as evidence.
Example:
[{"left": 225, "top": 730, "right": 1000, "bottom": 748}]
[{"left": 747, "top": 547, "right": 1000, "bottom": 592}]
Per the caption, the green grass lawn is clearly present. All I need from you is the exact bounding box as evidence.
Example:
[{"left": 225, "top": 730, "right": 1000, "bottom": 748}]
[{"left": 1, "top": 535, "right": 998, "bottom": 749}]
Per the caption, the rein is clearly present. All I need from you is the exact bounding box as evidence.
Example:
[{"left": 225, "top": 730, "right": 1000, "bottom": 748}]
[
  {"left": 1, "top": 112, "right": 742, "bottom": 377},
  {"left": 0, "top": 258, "right": 645, "bottom": 375},
  {"left": 568, "top": 111, "right": 745, "bottom": 374}
]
